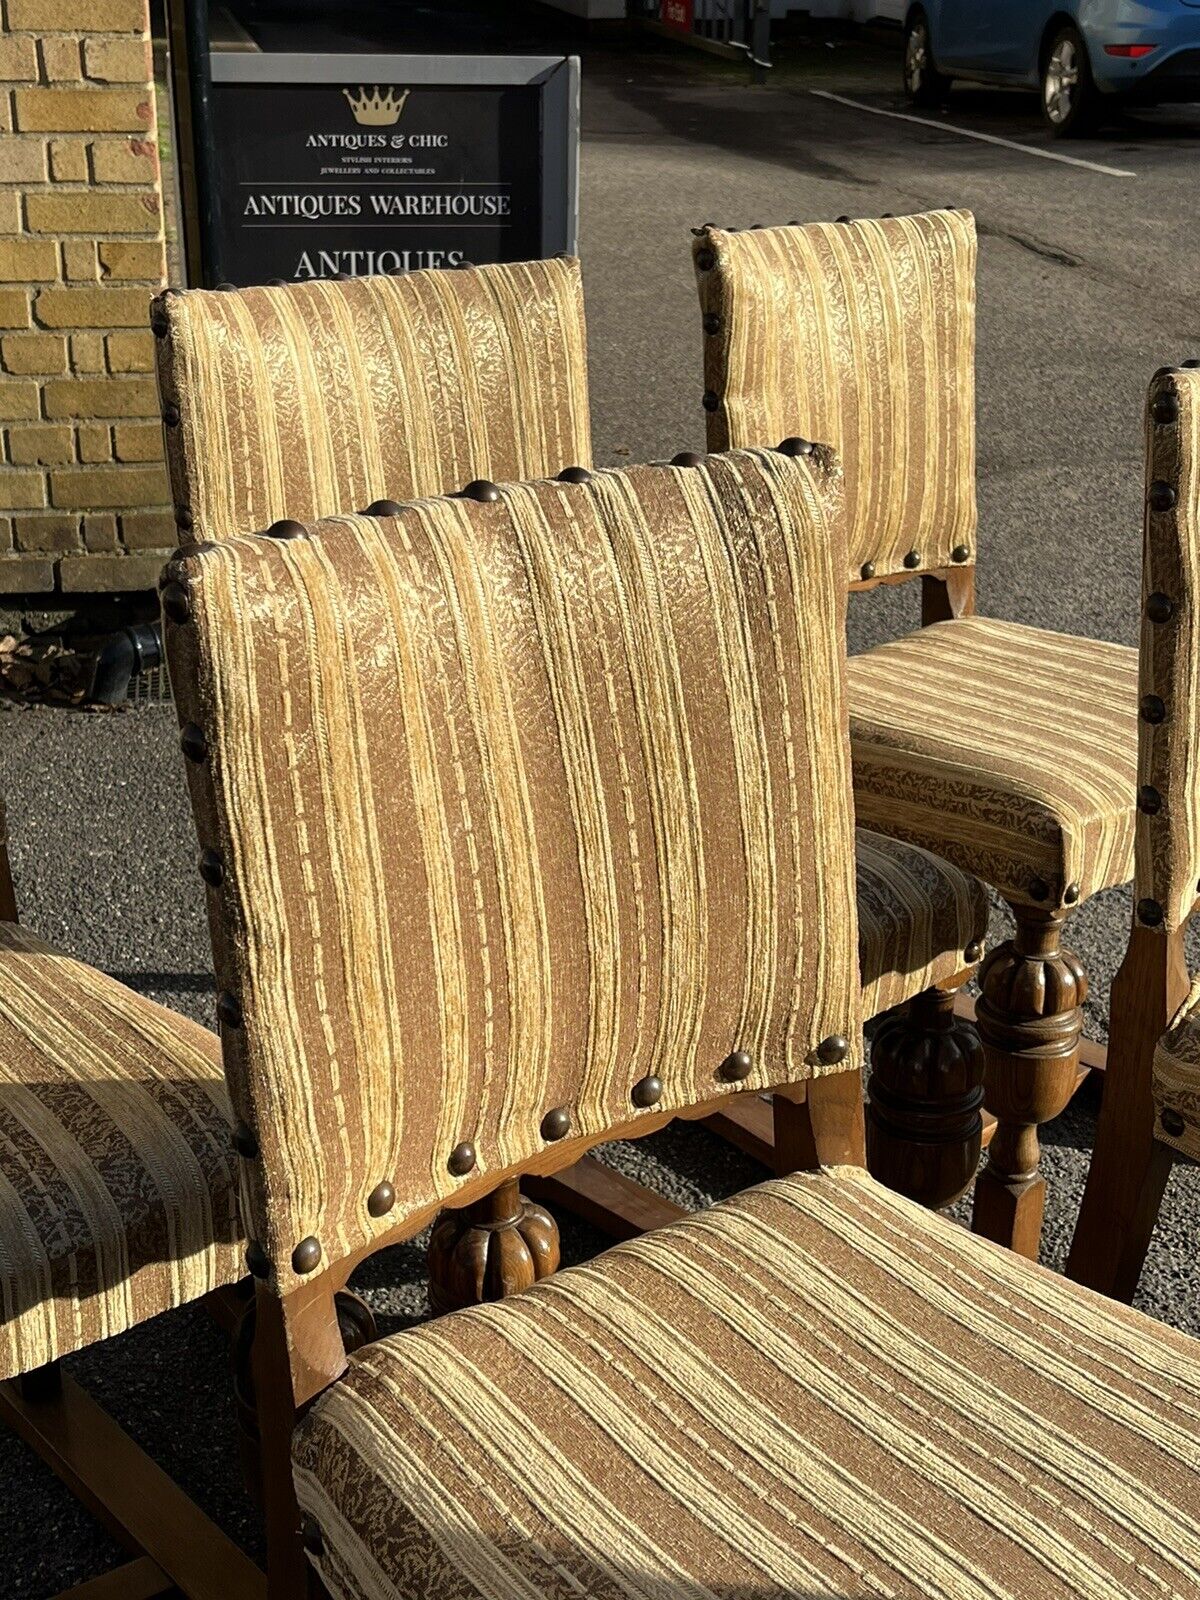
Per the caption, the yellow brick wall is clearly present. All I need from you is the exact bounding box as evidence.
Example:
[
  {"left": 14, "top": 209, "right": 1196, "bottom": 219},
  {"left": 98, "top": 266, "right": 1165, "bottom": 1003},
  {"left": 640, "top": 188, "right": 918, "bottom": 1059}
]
[{"left": 0, "top": 0, "right": 170, "bottom": 594}]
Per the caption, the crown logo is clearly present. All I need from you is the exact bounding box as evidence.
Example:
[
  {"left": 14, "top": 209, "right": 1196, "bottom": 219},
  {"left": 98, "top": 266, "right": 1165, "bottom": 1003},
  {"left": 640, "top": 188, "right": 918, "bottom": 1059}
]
[{"left": 343, "top": 86, "right": 409, "bottom": 126}]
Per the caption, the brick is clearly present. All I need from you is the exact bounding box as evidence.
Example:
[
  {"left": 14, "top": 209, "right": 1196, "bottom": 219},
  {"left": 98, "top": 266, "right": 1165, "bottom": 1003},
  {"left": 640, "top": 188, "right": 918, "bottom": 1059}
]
[
  {"left": 14, "top": 89, "right": 152, "bottom": 135},
  {"left": 76, "top": 421, "right": 109, "bottom": 461},
  {"left": 0, "top": 290, "right": 30, "bottom": 329},
  {"left": 36, "top": 286, "right": 152, "bottom": 329},
  {"left": 60, "top": 551, "right": 164, "bottom": 591},
  {"left": 105, "top": 328, "right": 153, "bottom": 370},
  {"left": 112, "top": 420, "right": 160, "bottom": 461},
  {"left": 49, "top": 138, "right": 88, "bottom": 182},
  {"left": 0, "top": 469, "right": 48, "bottom": 508},
  {"left": 120, "top": 508, "right": 173, "bottom": 548},
  {"left": 0, "top": 380, "right": 38, "bottom": 418},
  {"left": 13, "top": 511, "right": 80, "bottom": 551},
  {"left": 69, "top": 331, "right": 105, "bottom": 371},
  {"left": 39, "top": 37, "right": 81, "bottom": 82},
  {"left": 83, "top": 37, "right": 148, "bottom": 83},
  {"left": 44, "top": 375, "right": 158, "bottom": 416},
  {"left": 49, "top": 462, "right": 168, "bottom": 507},
  {"left": 91, "top": 136, "right": 157, "bottom": 184},
  {"left": 0, "top": 102, "right": 11, "bottom": 135},
  {"left": 1, "top": 332, "right": 66, "bottom": 373},
  {"left": 7, "top": 423, "right": 72, "bottom": 464},
  {"left": 82, "top": 510, "right": 116, "bottom": 550},
  {"left": 7, "top": 1, "right": 148, "bottom": 31},
  {"left": 97, "top": 239, "right": 164, "bottom": 281},
  {"left": 0, "top": 37, "right": 38, "bottom": 81},
  {"left": 0, "top": 517, "right": 12, "bottom": 553},
  {"left": 62, "top": 240, "right": 96, "bottom": 281},
  {"left": 0, "top": 555, "right": 54, "bottom": 591},
  {"left": 27, "top": 191, "right": 158, "bottom": 235},
  {"left": 0, "top": 193, "right": 20, "bottom": 232},
  {"left": 0, "top": 238, "right": 58, "bottom": 281},
  {"left": 0, "top": 139, "right": 47, "bottom": 184}
]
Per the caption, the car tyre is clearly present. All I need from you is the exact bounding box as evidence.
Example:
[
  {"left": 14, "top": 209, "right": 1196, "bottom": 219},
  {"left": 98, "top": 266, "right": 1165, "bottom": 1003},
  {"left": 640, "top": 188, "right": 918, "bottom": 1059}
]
[
  {"left": 1041, "top": 23, "right": 1101, "bottom": 137},
  {"left": 903, "top": 9, "right": 951, "bottom": 108}
]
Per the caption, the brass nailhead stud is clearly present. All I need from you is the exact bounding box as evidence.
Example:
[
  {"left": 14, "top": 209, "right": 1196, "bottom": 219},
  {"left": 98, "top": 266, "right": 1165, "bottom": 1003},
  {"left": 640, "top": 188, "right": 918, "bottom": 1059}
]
[
  {"left": 1185, "top": 359, "right": 1200, "bottom": 369},
  {"left": 462, "top": 479, "right": 501, "bottom": 502},
  {"left": 671, "top": 452, "right": 706, "bottom": 467},
  {"left": 160, "top": 581, "right": 190, "bottom": 624},
  {"left": 1138, "top": 784, "right": 1163, "bottom": 815},
  {"left": 292, "top": 1236, "right": 322, "bottom": 1275},
  {"left": 267, "top": 277, "right": 288, "bottom": 286},
  {"left": 198, "top": 847, "right": 224, "bottom": 887},
  {"left": 1063, "top": 882, "right": 1081, "bottom": 904},
  {"left": 216, "top": 991, "right": 242, "bottom": 1029},
  {"left": 1146, "top": 592, "right": 1174, "bottom": 624},
  {"left": 175, "top": 505, "right": 194, "bottom": 533},
  {"left": 233, "top": 1123, "right": 258, "bottom": 1159},
  {"left": 266, "top": 518, "right": 306, "bottom": 540},
  {"left": 216, "top": 282, "right": 238, "bottom": 292},
  {"left": 557, "top": 465, "right": 592, "bottom": 483},
  {"left": 246, "top": 1242, "right": 270, "bottom": 1279},
  {"left": 903, "top": 549, "right": 921, "bottom": 569},
  {"left": 448, "top": 1141, "right": 476, "bottom": 1176},
  {"left": 1154, "top": 366, "right": 1178, "bottom": 379},
  {"left": 703, "top": 311, "right": 722, "bottom": 335},
  {"left": 631, "top": 1074, "right": 663, "bottom": 1108},
  {"left": 301, "top": 1515, "right": 325, "bottom": 1557},
  {"left": 777, "top": 437, "right": 814, "bottom": 457},
  {"left": 367, "top": 1180, "right": 396, "bottom": 1218},
  {"left": 1161, "top": 1107, "right": 1186, "bottom": 1138},
  {"left": 702, "top": 390, "right": 720, "bottom": 412},
  {"left": 540, "top": 1106, "right": 571, "bottom": 1141},
  {"left": 1149, "top": 481, "right": 1178, "bottom": 513},
  {"left": 836, "top": 215, "right": 850, "bottom": 223},
  {"left": 1153, "top": 394, "right": 1181, "bottom": 426},
  {"left": 951, "top": 544, "right": 970, "bottom": 563},
  {"left": 720, "top": 1050, "right": 753, "bottom": 1082},
  {"left": 151, "top": 308, "right": 169, "bottom": 337},
  {"left": 1140, "top": 694, "right": 1166, "bottom": 724},
  {"left": 365, "top": 499, "right": 404, "bottom": 516},
  {"left": 817, "top": 1035, "right": 849, "bottom": 1065},
  {"left": 1029, "top": 876, "right": 1050, "bottom": 901},
  {"left": 695, "top": 247, "right": 716, "bottom": 271},
  {"left": 1138, "top": 897, "right": 1164, "bottom": 926},
  {"left": 162, "top": 403, "right": 181, "bottom": 428},
  {"left": 860, "top": 560, "right": 877, "bottom": 581},
  {"left": 180, "top": 723, "right": 207, "bottom": 763},
  {"left": 964, "top": 939, "right": 984, "bottom": 963}
]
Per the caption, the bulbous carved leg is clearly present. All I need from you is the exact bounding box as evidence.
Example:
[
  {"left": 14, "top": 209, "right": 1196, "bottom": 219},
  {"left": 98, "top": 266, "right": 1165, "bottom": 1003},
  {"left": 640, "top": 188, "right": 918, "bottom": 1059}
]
[
  {"left": 428, "top": 1178, "right": 560, "bottom": 1316},
  {"left": 972, "top": 904, "right": 1086, "bottom": 1258},
  {"left": 867, "top": 986, "right": 985, "bottom": 1211}
]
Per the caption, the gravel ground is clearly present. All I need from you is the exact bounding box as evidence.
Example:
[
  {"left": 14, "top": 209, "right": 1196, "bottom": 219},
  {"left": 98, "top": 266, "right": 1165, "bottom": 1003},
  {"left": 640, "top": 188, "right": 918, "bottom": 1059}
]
[{"left": 4, "top": 21, "right": 1200, "bottom": 1596}]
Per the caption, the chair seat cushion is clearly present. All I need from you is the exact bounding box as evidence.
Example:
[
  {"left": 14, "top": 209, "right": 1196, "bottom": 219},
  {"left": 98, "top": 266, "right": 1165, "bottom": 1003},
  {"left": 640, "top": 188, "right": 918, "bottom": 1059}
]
[
  {"left": 1154, "top": 976, "right": 1200, "bottom": 1163},
  {"left": 856, "top": 827, "right": 986, "bottom": 1017},
  {"left": 849, "top": 617, "right": 1138, "bottom": 908},
  {"left": 0, "top": 923, "right": 243, "bottom": 1380},
  {"left": 293, "top": 1166, "right": 1200, "bottom": 1600}
]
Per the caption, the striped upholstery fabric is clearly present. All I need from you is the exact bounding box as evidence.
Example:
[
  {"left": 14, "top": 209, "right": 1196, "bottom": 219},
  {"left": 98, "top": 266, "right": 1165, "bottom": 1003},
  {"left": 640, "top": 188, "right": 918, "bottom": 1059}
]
[
  {"left": 0, "top": 922, "right": 241, "bottom": 1380},
  {"left": 694, "top": 210, "right": 977, "bottom": 583},
  {"left": 1154, "top": 977, "right": 1200, "bottom": 1163},
  {"left": 293, "top": 1165, "right": 1200, "bottom": 1600},
  {"left": 155, "top": 257, "right": 592, "bottom": 543},
  {"left": 165, "top": 450, "right": 862, "bottom": 1291},
  {"left": 856, "top": 829, "right": 986, "bottom": 1017},
  {"left": 849, "top": 617, "right": 1138, "bottom": 909},
  {"left": 1137, "top": 367, "right": 1200, "bottom": 933}
]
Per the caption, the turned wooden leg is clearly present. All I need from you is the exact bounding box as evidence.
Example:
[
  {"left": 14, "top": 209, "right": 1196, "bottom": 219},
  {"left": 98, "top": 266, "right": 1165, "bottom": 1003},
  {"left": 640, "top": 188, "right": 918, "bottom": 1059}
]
[
  {"left": 428, "top": 1179, "right": 560, "bottom": 1315},
  {"left": 1068, "top": 920, "right": 1189, "bottom": 1301},
  {"left": 867, "top": 987, "right": 984, "bottom": 1211},
  {"left": 773, "top": 1070, "right": 867, "bottom": 1174},
  {"left": 972, "top": 903, "right": 1086, "bottom": 1258}
]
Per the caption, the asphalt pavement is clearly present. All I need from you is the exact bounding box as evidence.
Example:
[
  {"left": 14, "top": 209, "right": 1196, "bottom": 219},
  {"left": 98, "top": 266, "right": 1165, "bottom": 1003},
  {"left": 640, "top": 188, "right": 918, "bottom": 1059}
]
[{"left": 4, "top": 25, "right": 1200, "bottom": 1595}]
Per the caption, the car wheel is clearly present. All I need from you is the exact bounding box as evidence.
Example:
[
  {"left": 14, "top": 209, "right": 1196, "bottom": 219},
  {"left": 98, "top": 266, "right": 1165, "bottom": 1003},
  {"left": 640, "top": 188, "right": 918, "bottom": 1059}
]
[
  {"left": 903, "top": 9, "right": 951, "bottom": 108},
  {"left": 1041, "top": 23, "right": 1101, "bottom": 136}
]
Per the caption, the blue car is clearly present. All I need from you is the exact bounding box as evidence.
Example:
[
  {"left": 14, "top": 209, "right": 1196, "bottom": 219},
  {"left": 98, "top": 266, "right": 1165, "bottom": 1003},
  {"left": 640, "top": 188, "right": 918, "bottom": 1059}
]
[{"left": 903, "top": 2, "right": 1200, "bottom": 135}]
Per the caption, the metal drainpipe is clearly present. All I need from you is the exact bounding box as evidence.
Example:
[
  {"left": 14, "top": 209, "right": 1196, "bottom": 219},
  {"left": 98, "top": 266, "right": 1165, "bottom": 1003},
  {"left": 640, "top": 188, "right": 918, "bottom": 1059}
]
[{"left": 88, "top": 620, "right": 164, "bottom": 707}]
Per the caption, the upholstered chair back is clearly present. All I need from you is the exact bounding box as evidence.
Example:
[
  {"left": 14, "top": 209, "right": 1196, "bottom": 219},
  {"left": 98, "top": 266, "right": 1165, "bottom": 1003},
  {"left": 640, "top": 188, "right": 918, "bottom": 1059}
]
[
  {"left": 693, "top": 210, "right": 977, "bottom": 586},
  {"left": 165, "top": 450, "right": 862, "bottom": 1290},
  {"left": 154, "top": 257, "right": 593, "bottom": 544}
]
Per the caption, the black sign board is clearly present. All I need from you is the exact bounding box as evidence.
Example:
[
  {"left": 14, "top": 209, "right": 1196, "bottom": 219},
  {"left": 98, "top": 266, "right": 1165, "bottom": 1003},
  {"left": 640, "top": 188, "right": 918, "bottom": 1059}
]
[{"left": 181, "top": 52, "right": 579, "bottom": 288}]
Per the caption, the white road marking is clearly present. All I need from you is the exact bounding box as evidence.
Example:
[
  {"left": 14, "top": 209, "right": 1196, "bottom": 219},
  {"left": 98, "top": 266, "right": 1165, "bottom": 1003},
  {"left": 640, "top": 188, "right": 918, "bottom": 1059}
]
[{"left": 810, "top": 90, "right": 1138, "bottom": 179}]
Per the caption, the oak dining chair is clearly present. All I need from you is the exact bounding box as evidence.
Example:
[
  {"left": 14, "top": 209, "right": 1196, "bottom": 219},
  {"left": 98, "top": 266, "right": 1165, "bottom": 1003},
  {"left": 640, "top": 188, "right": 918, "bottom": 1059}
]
[
  {"left": 163, "top": 445, "right": 1200, "bottom": 1600},
  {"left": 693, "top": 208, "right": 1139, "bottom": 1258}
]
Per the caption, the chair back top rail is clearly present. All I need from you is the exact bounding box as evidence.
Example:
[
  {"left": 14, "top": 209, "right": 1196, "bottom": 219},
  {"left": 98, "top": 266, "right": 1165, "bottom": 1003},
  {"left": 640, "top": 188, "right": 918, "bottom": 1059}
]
[{"left": 693, "top": 209, "right": 978, "bottom": 587}]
